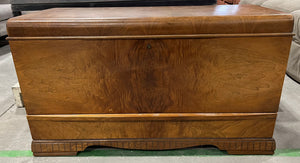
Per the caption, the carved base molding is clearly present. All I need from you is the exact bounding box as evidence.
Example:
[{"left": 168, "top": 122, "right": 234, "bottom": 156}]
[{"left": 32, "top": 138, "right": 275, "bottom": 156}]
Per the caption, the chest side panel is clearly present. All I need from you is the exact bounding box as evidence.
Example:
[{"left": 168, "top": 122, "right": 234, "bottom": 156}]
[{"left": 10, "top": 36, "right": 291, "bottom": 114}]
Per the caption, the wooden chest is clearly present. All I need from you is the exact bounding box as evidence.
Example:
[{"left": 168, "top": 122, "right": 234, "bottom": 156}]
[{"left": 7, "top": 5, "right": 293, "bottom": 156}]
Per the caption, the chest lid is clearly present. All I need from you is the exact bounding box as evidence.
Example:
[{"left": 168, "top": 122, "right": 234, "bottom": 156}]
[{"left": 7, "top": 5, "right": 293, "bottom": 37}]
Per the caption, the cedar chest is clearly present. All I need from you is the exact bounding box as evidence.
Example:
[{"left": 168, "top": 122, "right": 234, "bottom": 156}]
[{"left": 7, "top": 5, "right": 293, "bottom": 156}]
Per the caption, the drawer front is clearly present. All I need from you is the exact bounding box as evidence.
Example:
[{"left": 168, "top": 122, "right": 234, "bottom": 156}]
[
  {"left": 27, "top": 113, "right": 277, "bottom": 139},
  {"left": 10, "top": 36, "right": 291, "bottom": 114}
]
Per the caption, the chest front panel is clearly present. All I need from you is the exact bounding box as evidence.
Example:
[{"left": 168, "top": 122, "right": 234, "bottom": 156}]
[{"left": 10, "top": 36, "right": 291, "bottom": 114}]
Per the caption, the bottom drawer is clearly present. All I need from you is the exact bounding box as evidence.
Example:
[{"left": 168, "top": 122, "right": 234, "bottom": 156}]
[
  {"left": 28, "top": 113, "right": 276, "bottom": 139},
  {"left": 28, "top": 113, "right": 277, "bottom": 156}
]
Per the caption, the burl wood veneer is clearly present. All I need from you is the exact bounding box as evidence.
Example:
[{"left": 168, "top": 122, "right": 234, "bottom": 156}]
[{"left": 7, "top": 5, "right": 293, "bottom": 156}]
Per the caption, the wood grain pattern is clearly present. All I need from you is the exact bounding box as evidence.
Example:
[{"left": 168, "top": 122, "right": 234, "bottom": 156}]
[
  {"left": 7, "top": 5, "right": 293, "bottom": 37},
  {"left": 9, "top": 36, "right": 292, "bottom": 114},
  {"left": 27, "top": 113, "right": 276, "bottom": 140},
  {"left": 27, "top": 113, "right": 277, "bottom": 121},
  {"left": 6, "top": 33, "right": 295, "bottom": 40},
  {"left": 7, "top": 5, "right": 293, "bottom": 156},
  {"left": 31, "top": 138, "right": 276, "bottom": 156}
]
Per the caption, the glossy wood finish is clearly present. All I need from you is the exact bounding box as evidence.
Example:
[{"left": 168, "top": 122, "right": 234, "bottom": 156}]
[
  {"left": 7, "top": 5, "right": 293, "bottom": 156},
  {"left": 9, "top": 36, "right": 292, "bottom": 114},
  {"left": 32, "top": 138, "right": 276, "bottom": 156},
  {"left": 27, "top": 113, "right": 276, "bottom": 139},
  {"left": 7, "top": 5, "right": 293, "bottom": 37},
  {"left": 27, "top": 113, "right": 277, "bottom": 121}
]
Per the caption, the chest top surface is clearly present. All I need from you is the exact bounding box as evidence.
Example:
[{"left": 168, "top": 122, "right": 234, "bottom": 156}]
[{"left": 7, "top": 5, "right": 293, "bottom": 37}]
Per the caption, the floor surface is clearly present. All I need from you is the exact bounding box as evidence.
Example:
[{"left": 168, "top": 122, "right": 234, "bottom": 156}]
[
  {"left": 0, "top": 45, "right": 17, "bottom": 116},
  {"left": 1, "top": 45, "right": 300, "bottom": 162}
]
